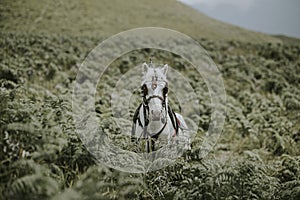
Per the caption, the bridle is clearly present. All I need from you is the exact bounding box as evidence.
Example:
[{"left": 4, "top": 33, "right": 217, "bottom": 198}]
[{"left": 141, "top": 81, "right": 169, "bottom": 138}]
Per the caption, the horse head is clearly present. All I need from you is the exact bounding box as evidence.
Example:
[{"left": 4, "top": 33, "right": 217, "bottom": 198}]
[{"left": 141, "top": 62, "right": 169, "bottom": 128}]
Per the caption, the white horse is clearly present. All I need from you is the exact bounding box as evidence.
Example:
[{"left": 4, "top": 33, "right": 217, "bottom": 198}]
[{"left": 131, "top": 62, "right": 191, "bottom": 152}]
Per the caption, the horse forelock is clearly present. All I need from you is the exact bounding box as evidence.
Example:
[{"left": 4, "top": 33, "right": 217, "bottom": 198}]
[{"left": 142, "top": 67, "right": 167, "bottom": 86}]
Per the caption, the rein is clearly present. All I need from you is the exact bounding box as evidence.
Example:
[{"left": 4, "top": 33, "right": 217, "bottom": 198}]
[
  {"left": 132, "top": 96, "right": 179, "bottom": 141},
  {"left": 142, "top": 95, "right": 168, "bottom": 139}
]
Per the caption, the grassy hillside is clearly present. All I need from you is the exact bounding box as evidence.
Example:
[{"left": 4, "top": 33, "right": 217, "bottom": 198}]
[
  {"left": 274, "top": 34, "right": 300, "bottom": 45},
  {"left": 1, "top": 32, "right": 300, "bottom": 199},
  {"left": 1, "top": 0, "right": 300, "bottom": 199},
  {"left": 0, "top": 0, "right": 281, "bottom": 43}
]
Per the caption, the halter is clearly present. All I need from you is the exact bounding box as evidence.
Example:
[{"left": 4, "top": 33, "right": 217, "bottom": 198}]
[
  {"left": 142, "top": 82, "right": 168, "bottom": 107},
  {"left": 141, "top": 80, "right": 168, "bottom": 138}
]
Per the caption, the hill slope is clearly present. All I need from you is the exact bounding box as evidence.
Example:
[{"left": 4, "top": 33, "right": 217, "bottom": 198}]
[
  {"left": 1, "top": 0, "right": 300, "bottom": 199},
  {"left": 1, "top": 31, "right": 299, "bottom": 200},
  {"left": 0, "top": 0, "right": 281, "bottom": 43}
]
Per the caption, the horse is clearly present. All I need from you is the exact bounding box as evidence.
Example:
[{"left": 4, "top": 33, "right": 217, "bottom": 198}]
[{"left": 131, "top": 61, "right": 191, "bottom": 153}]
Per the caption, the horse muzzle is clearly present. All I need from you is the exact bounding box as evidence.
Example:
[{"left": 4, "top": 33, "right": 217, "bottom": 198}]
[{"left": 151, "top": 110, "right": 163, "bottom": 121}]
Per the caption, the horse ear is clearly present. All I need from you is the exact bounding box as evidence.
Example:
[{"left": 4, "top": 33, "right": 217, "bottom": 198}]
[
  {"left": 143, "top": 63, "right": 149, "bottom": 75},
  {"left": 162, "top": 64, "right": 168, "bottom": 75}
]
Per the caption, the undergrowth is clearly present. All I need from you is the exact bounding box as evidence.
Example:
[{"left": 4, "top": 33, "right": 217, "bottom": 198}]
[{"left": 0, "top": 33, "right": 299, "bottom": 199}]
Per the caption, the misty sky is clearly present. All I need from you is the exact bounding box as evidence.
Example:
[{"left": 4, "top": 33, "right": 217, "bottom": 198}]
[{"left": 178, "top": 0, "right": 300, "bottom": 38}]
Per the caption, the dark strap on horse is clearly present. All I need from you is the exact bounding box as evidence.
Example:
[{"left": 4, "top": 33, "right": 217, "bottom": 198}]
[
  {"left": 147, "top": 121, "right": 167, "bottom": 138},
  {"left": 133, "top": 104, "right": 178, "bottom": 136},
  {"left": 133, "top": 103, "right": 142, "bottom": 124},
  {"left": 131, "top": 103, "right": 142, "bottom": 140},
  {"left": 168, "top": 105, "right": 179, "bottom": 136},
  {"left": 132, "top": 103, "right": 180, "bottom": 146}
]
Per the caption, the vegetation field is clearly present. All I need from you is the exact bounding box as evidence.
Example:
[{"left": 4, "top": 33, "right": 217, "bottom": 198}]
[
  {"left": 1, "top": 0, "right": 300, "bottom": 199},
  {"left": 1, "top": 31, "right": 300, "bottom": 199}
]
